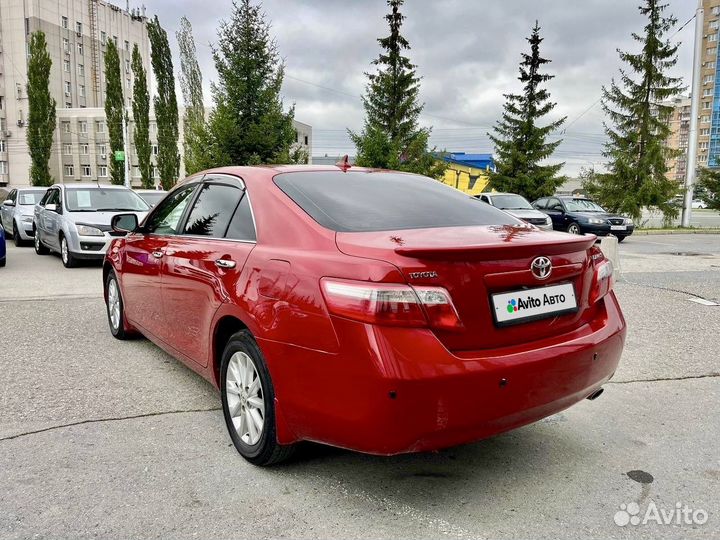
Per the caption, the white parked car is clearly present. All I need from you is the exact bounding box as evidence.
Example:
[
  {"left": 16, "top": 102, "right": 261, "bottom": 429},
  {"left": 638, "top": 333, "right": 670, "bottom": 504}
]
[{"left": 691, "top": 200, "right": 708, "bottom": 209}]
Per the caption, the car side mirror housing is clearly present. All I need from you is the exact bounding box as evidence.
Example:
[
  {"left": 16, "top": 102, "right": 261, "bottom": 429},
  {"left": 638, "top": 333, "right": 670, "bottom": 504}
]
[
  {"left": 2, "top": 199, "right": 15, "bottom": 207},
  {"left": 111, "top": 213, "right": 139, "bottom": 233},
  {"left": 45, "top": 203, "right": 57, "bottom": 212}
]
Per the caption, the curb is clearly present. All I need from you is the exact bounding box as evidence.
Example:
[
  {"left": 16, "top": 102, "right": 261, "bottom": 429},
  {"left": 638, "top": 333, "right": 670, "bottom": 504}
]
[{"left": 634, "top": 229, "right": 720, "bottom": 235}]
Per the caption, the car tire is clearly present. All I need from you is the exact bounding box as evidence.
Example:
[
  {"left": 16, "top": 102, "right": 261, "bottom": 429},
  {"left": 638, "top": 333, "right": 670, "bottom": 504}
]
[
  {"left": 60, "top": 235, "right": 77, "bottom": 268},
  {"left": 13, "top": 222, "right": 24, "bottom": 247},
  {"left": 105, "top": 270, "right": 131, "bottom": 340},
  {"left": 566, "top": 222, "right": 582, "bottom": 235},
  {"left": 34, "top": 228, "right": 49, "bottom": 255},
  {"left": 616, "top": 235, "right": 627, "bottom": 243},
  {"left": 0, "top": 257, "right": 5, "bottom": 268},
  {"left": 221, "top": 330, "right": 295, "bottom": 466}
]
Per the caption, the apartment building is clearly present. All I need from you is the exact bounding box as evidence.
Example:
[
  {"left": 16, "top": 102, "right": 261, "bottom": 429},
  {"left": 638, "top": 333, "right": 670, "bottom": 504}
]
[
  {"left": 663, "top": 96, "right": 691, "bottom": 183},
  {"left": 0, "top": 0, "right": 150, "bottom": 186},
  {"left": 702, "top": 0, "right": 720, "bottom": 168},
  {"left": 55, "top": 108, "right": 313, "bottom": 186}
]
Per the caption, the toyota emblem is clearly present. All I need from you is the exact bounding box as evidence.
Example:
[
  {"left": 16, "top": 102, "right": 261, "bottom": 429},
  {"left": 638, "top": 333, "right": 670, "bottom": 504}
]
[{"left": 531, "top": 256, "right": 552, "bottom": 280}]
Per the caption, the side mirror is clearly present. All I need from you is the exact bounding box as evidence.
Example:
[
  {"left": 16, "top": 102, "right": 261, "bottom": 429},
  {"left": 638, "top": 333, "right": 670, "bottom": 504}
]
[
  {"left": 111, "top": 213, "right": 139, "bottom": 233},
  {"left": 2, "top": 199, "right": 15, "bottom": 207},
  {"left": 45, "top": 203, "right": 57, "bottom": 212}
]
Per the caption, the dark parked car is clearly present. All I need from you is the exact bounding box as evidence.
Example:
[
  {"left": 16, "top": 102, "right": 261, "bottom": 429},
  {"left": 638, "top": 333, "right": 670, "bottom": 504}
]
[
  {"left": 0, "top": 225, "right": 6, "bottom": 267},
  {"left": 532, "top": 196, "right": 635, "bottom": 242}
]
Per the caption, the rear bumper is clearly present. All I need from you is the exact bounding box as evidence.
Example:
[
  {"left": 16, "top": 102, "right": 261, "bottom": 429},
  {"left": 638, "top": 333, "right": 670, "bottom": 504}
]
[{"left": 260, "top": 292, "right": 626, "bottom": 455}]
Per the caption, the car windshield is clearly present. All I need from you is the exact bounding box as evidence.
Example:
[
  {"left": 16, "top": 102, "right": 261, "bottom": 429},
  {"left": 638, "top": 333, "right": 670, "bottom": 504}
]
[
  {"left": 18, "top": 190, "right": 47, "bottom": 205},
  {"left": 564, "top": 199, "right": 606, "bottom": 212},
  {"left": 64, "top": 188, "right": 150, "bottom": 212},
  {"left": 274, "top": 171, "right": 521, "bottom": 232},
  {"left": 490, "top": 194, "right": 533, "bottom": 210},
  {"left": 136, "top": 191, "right": 166, "bottom": 207}
]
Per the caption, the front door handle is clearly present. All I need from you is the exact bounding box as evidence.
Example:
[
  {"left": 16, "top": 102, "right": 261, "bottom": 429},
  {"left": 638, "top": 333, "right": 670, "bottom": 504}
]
[
  {"left": 152, "top": 250, "right": 164, "bottom": 259},
  {"left": 215, "top": 259, "right": 236, "bottom": 269}
]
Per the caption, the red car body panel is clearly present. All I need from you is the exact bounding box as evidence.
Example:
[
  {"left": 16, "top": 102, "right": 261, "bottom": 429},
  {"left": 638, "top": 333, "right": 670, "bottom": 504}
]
[{"left": 105, "top": 165, "right": 626, "bottom": 455}]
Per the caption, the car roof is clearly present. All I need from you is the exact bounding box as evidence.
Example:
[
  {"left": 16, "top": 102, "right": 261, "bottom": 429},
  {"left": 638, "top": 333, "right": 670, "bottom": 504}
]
[
  {"left": 55, "top": 183, "right": 131, "bottom": 190},
  {"left": 134, "top": 189, "right": 165, "bottom": 193},
  {"left": 483, "top": 192, "right": 527, "bottom": 197}
]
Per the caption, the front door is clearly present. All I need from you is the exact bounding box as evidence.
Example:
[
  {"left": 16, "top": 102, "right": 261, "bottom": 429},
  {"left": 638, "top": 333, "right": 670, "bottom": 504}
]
[
  {"left": 161, "top": 175, "right": 256, "bottom": 366},
  {"left": 120, "top": 182, "right": 199, "bottom": 340}
]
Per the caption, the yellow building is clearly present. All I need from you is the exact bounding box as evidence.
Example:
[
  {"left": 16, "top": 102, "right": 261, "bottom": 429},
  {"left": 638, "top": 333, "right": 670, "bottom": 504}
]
[{"left": 439, "top": 153, "right": 494, "bottom": 196}]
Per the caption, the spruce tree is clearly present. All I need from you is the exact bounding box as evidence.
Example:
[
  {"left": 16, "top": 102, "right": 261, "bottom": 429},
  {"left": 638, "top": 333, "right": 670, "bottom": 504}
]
[
  {"left": 350, "top": 0, "right": 444, "bottom": 178},
  {"left": 26, "top": 32, "right": 56, "bottom": 187},
  {"left": 207, "top": 0, "right": 296, "bottom": 166},
  {"left": 488, "top": 22, "right": 566, "bottom": 200},
  {"left": 148, "top": 16, "right": 180, "bottom": 189},
  {"left": 104, "top": 40, "right": 125, "bottom": 186},
  {"left": 177, "top": 16, "right": 208, "bottom": 175},
  {"left": 131, "top": 44, "right": 152, "bottom": 188},
  {"left": 584, "top": 0, "right": 684, "bottom": 220}
]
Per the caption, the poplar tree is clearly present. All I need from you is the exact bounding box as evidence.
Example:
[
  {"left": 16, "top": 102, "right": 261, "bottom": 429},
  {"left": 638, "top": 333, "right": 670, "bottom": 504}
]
[
  {"left": 177, "top": 16, "right": 208, "bottom": 174},
  {"left": 148, "top": 16, "right": 180, "bottom": 189},
  {"left": 104, "top": 40, "right": 125, "bottom": 185},
  {"left": 207, "top": 0, "right": 296, "bottom": 166},
  {"left": 584, "top": 0, "right": 684, "bottom": 219},
  {"left": 26, "top": 32, "right": 56, "bottom": 187},
  {"left": 131, "top": 44, "right": 152, "bottom": 188},
  {"left": 488, "top": 22, "right": 566, "bottom": 200},
  {"left": 350, "top": 0, "right": 444, "bottom": 178}
]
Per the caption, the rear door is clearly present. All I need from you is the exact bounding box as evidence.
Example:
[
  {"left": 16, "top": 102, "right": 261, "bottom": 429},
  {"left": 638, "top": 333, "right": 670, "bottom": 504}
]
[
  {"left": 121, "top": 182, "right": 199, "bottom": 339},
  {"left": 161, "top": 174, "right": 256, "bottom": 366},
  {"left": 545, "top": 197, "right": 568, "bottom": 230}
]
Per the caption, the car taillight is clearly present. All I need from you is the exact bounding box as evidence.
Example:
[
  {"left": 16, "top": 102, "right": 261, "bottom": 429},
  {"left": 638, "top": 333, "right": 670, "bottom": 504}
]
[
  {"left": 320, "top": 278, "right": 462, "bottom": 330},
  {"left": 589, "top": 247, "right": 614, "bottom": 305}
]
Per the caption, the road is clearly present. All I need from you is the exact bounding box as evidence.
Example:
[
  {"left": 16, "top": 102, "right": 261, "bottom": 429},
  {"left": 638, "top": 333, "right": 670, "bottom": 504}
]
[{"left": 0, "top": 236, "right": 718, "bottom": 539}]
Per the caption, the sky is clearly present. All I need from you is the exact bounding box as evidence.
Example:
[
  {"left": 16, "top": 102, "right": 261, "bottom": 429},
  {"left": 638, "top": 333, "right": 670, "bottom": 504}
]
[{"left": 143, "top": 0, "right": 697, "bottom": 176}]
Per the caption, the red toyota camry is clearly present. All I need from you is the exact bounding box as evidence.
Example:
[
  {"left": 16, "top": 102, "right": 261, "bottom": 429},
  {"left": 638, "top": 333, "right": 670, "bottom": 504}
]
[{"left": 104, "top": 165, "right": 625, "bottom": 465}]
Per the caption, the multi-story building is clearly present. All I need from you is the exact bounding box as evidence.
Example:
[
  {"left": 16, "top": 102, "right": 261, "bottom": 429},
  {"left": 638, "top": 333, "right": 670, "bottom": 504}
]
[
  {"left": 55, "top": 108, "right": 313, "bottom": 186},
  {"left": 702, "top": 0, "right": 720, "bottom": 169},
  {"left": 663, "top": 96, "right": 691, "bottom": 183},
  {"left": 0, "top": 0, "right": 150, "bottom": 186}
]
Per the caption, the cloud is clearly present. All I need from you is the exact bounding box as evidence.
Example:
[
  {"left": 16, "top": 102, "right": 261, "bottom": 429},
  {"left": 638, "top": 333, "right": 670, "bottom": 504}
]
[{"left": 149, "top": 0, "right": 696, "bottom": 174}]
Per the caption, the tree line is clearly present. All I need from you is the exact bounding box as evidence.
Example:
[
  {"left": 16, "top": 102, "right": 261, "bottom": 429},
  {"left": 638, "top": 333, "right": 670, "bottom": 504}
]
[{"left": 24, "top": 0, "right": 720, "bottom": 215}]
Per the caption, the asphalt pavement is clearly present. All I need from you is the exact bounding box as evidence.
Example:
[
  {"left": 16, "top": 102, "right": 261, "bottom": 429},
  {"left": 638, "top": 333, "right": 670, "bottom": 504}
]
[{"left": 0, "top": 236, "right": 718, "bottom": 539}]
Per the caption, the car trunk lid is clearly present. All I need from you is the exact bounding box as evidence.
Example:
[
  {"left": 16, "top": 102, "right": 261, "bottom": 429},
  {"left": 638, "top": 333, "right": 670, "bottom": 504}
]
[{"left": 336, "top": 225, "right": 597, "bottom": 352}]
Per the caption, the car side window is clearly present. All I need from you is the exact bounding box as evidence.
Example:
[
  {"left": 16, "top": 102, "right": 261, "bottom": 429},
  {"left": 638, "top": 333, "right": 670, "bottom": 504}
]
[
  {"left": 182, "top": 182, "right": 244, "bottom": 238},
  {"left": 39, "top": 190, "right": 52, "bottom": 206},
  {"left": 8, "top": 190, "right": 16, "bottom": 203},
  {"left": 548, "top": 198, "right": 563, "bottom": 211},
  {"left": 145, "top": 184, "right": 198, "bottom": 235},
  {"left": 534, "top": 198, "right": 547, "bottom": 209},
  {"left": 46, "top": 189, "right": 60, "bottom": 206},
  {"left": 480, "top": 195, "right": 490, "bottom": 204},
  {"left": 225, "top": 194, "right": 256, "bottom": 242}
]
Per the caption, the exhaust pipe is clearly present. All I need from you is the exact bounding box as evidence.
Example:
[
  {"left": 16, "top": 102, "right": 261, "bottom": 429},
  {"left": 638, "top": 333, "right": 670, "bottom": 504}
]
[{"left": 586, "top": 388, "right": 604, "bottom": 401}]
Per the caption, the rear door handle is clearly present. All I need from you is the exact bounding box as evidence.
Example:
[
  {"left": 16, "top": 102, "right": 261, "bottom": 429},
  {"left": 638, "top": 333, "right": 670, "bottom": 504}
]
[
  {"left": 215, "top": 259, "right": 236, "bottom": 269},
  {"left": 152, "top": 250, "right": 164, "bottom": 258}
]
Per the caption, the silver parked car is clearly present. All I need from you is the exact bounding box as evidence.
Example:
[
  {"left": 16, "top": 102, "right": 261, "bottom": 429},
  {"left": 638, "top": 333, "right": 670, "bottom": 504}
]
[
  {"left": 134, "top": 188, "right": 167, "bottom": 208},
  {"left": 0, "top": 187, "right": 49, "bottom": 246},
  {"left": 476, "top": 192, "right": 553, "bottom": 231},
  {"left": 34, "top": 183, "right": 149, "bottom": 267}
]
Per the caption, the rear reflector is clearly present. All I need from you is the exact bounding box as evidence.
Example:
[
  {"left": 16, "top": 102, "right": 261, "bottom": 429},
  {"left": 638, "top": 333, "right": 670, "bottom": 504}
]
[{"left": 320, "top": 278, "right": 462, "bottom": 330}]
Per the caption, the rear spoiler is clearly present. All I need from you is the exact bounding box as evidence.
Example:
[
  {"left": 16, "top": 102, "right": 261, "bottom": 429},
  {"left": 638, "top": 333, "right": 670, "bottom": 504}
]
[{"left": 394, "top": 236, "right": 597, "bottom": 261}]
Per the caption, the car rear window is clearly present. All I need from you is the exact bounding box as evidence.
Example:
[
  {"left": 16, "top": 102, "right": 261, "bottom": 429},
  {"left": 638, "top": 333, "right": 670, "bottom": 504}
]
[{"left": 273, "top": 171, "right": 521, "bottom": 232}]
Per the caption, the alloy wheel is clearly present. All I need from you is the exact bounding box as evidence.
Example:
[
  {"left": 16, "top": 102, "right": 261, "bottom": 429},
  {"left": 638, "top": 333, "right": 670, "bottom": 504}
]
[
  {"left": 568, "top": 223, "right": 580, "bottom": 235},
  {"left": 225, "top": 351, "right": 265, "bottom": 446},
  {"left": 107, "top": 278, "right": 121, "bottom": 331},
  {"left": 61, "top": 238, "right": 69, "bottom": 264}
]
